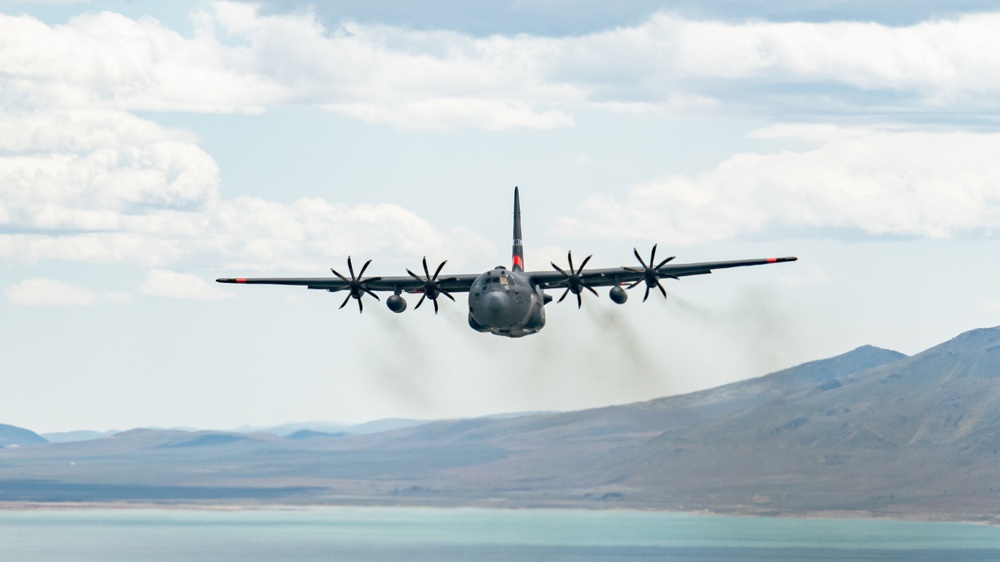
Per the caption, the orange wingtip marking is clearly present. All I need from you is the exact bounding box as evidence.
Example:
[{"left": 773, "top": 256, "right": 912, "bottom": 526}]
[
  {"left": 767, "top": 258, "right": 777, "bottom": 263},
  {"left": 236, "top": 278, "right": 247, "bottom": 283}
]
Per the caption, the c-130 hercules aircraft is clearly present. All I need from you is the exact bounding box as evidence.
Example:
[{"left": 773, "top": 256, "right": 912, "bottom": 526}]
[{"left": 218, "top": 188, "right": 797, "bottom": 338}]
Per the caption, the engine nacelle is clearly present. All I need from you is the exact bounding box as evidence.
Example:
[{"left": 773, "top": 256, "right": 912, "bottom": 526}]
[
  {"left": 609, "top": 285, "right": 628, "bottom": 304},
  {"left": 386, "top": 294, "right": 407, "bottom": 313}
]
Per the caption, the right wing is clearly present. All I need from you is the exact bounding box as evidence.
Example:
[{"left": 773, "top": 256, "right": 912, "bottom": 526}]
[
  {"left": 217, "top": 257, "right": 482, "bottom": 312},
  {"left": 216, "top": 273, "right": 480, "bottom": 293}
]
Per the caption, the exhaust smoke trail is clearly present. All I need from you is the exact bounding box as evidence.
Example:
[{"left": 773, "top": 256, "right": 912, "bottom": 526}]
[
  {"left": 367, "top": 308, "right": 440, "bottom": 416},
  {"left": 581, "top": 301, "right": 674, "bottom": 399},
  {"left": 666, "top": 285, "right": 801, "bottom": 378}
]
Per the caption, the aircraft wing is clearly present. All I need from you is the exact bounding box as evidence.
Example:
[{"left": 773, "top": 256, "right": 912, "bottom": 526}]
[
  {"left": 528, "top": 256, "right": 798, "bottom": 289},
  {"left": 216, "top": 273, "right": 480, "bottom": 293}
]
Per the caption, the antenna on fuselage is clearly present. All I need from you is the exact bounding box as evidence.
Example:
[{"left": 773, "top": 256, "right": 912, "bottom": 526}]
[{"left": 512, "top": 187, "right": 524, "bottom": 272}]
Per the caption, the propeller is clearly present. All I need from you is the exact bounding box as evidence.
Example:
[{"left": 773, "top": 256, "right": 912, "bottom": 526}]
[
  {"left": 551, "top": 251, "right": 598, "bottom": 308},
  {"left": 330, "top": 256, "right": 382, "bottom": 313},
  {"left": 624, "top": 244, "right": 678, "bottom": 302},
  {"left": 407, "top": 257, "right": 456, "bottom": 314}
]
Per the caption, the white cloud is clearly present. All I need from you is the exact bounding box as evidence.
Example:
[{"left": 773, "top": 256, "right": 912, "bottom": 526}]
[
  {"left": 5, "top": 6, "right": 1000, "bottom": 276},
  {"left": 5, "top": 278, "right": 129, "bottom": 306},
  {"left": 0, "top": 110, "right": 220, "bottom": 229},
  {"left": 558, "top": 125, "right": 1000, "bottom": 244},
  {"left": 4, "top": 6, "right": 1000, "bottom": 128},
  {"left": 0, "top": 107, "right": 500, "bottom": 270},
  {"left": 140, "top": 269, "right": 233, "bottom": 301}
]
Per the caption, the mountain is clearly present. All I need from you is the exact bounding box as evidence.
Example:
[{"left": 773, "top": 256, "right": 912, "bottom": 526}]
[
  {"left": 0, "top": 423, "right": 47, "bottom": 447},
  {"left": 233, "top": 418, "right": 428, "bottom": 436},
  {"left": 611, "top": 328, "right": 1000, "bottom": 518},
  {"left": 41, "top": 430, "right": 117, "bottom": 443},
  {"left": 1, "top": 327, "right": 998, "bottom": 523}
]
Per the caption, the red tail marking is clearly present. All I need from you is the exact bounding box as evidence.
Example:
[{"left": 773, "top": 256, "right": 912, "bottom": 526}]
[{"left": 512, "top": 255, "right": 524, "bottom": 269}]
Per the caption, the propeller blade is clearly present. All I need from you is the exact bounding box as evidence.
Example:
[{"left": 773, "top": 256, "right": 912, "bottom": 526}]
[
  {"left": 330, "top": 268, "right": 349, "bottom": 283},
  {"left": 408, "top": 258, "right": 453, "bottom": 313},
  {"left": 358, "top": 259, "right": 372, "bottom": 278},
  {"left": 347, "top": 256, "right": 355, "bottom": 279},
  {"left": 655, "top": 256, "right": 675, "bottom": 270},
  {"left": 657, "top": 280, "right": 667, "bottom": 298},
  {"left": 643, "top": 286, "right": 651, "bottom": 302},
  {"left": 357, "top": 298, "right": 364, "bottom": 313},
  {"left": 433, "top": 260, "right": 447, "bottom": 280},
  {"left": 553, "top": 251, "right": 596, "bottom": 306},
  {"left": 633, "top": 248, "right": 648, "bottom": 269},
  {"left": 339, "top": 293, "right": 351, "bottom": 309}
]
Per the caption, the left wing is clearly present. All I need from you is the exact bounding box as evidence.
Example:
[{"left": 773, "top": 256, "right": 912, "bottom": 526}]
[{"left": 528, "top": 246, "right": 797, "bottom": 302}]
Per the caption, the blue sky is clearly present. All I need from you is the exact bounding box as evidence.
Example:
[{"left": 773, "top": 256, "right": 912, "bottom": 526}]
[{"left": 2, "top": 1, "right": 1000, "bottom": 433}]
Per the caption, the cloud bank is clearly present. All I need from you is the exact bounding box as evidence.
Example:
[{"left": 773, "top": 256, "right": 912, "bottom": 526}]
[
  {"left": 558, "top": 125, "right": 1000, "bottom": 244},
  {"left": 3, "top": 3, "right": 1000, "bottom": 281},
  {"left": 3, "top": 5, "right": 1000, "bottom": 126}
]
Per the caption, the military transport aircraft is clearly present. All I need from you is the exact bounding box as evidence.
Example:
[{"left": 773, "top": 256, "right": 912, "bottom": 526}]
[{"left": 218, "top": 188, "right": 796, "bottom": 337}]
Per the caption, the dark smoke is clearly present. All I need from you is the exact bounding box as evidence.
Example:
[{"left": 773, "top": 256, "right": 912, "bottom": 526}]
[
  {"left": 666, "top": 285, "right": 801, "bottom": 377},
  {"left": 580, "top": 300, "right": 676, "bottom": 398},
  {"left": 367, "top": 307, "right": 440, "bottom": 415}
]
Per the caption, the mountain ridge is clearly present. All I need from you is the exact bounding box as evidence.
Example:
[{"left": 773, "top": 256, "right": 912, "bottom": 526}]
[{"left": 2, "top": 326, "right": 998, "bottom": 523}]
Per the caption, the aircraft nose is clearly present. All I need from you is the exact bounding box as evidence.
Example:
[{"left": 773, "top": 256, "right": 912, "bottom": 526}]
[{"left": 479, "top": 290, "right": 511, "bottom": 325}]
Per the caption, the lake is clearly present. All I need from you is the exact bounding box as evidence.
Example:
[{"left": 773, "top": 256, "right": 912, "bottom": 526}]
[{"left": 1, "top": 507, "right": 999, "bottom": 561}]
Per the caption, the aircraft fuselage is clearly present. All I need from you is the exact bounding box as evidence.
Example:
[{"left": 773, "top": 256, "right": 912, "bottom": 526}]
[{"left": 467, "top": 266, "right": 546, "bottom": 338}]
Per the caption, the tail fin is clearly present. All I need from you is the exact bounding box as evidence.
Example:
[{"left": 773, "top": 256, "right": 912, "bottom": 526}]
[{"left": 512, "top": 186, "right": 524, "bottom": 272}]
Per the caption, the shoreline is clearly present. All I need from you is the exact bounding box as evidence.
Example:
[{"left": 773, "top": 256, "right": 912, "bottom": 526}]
[{"left": 1, "top": 500, "right": 996, "bottom": 527}]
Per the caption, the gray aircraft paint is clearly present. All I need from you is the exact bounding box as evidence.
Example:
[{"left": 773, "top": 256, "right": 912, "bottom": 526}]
[{"left": 217, "top": 188, "right": 797, "bottom": 338}]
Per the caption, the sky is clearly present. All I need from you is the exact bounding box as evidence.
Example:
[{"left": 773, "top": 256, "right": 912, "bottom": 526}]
[{"left": 2, "top": 0, "right": 1000, "bottom": 433}]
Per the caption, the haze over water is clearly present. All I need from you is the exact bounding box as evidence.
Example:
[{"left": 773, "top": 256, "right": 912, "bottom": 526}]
[{"left": 3, "top": 508, "right": 999, "bottom": 561}]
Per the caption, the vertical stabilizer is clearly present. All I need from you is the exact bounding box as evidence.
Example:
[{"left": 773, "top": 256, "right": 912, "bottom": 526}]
[{"left": 512, "top": 187, "right": 524, "bottom": 271}]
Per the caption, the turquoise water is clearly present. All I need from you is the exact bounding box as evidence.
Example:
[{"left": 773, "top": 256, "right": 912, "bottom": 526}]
[{"left": 1, "top": 507, "right": 999, "bottom": 561}]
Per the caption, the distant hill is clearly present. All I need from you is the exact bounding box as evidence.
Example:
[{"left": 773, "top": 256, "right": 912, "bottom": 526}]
[
  {"left": 234, "top": 418, "right": 428, "bottom": 436},
  {"left": 2, "top": 327, "right": 998, "bottom": 523},
  {"left": 42, "top": 430, "right": 117, "bottom": 443},
  {"left": 0, "top": 423, "right": 47, "bottom": 447}
]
